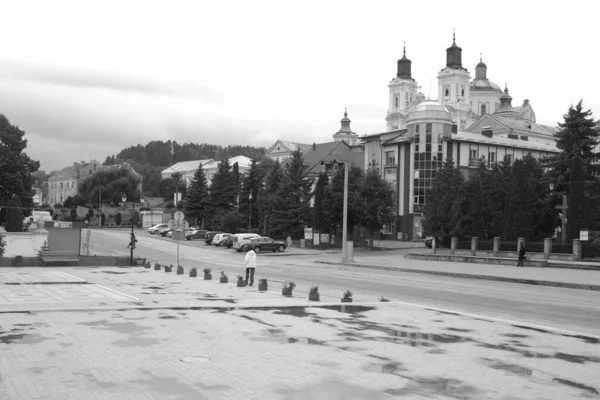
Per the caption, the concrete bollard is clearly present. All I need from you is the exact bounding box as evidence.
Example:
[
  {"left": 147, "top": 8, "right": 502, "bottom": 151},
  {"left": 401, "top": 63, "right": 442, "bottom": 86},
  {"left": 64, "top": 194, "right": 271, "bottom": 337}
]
[
  {"left": 544, "top": 238, "right": 552, "bottom": 260},
  {"left": 493, "top": 237, "right": 501, "bottom": 257},
  {"left": 573, "top": 239, "right": 582, "bottom": 261},
  {"left": 450, "top": 237, "right": 458, "bottom": 255},
  {"left": 471, "top": 237, "right": 478, "bottom": 256}
]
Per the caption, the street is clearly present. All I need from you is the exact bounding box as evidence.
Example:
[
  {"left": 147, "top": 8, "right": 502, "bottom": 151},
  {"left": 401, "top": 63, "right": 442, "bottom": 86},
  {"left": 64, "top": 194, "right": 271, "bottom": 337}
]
[{"left": 89, "top": 229, "right": 600, "bottom": 336}]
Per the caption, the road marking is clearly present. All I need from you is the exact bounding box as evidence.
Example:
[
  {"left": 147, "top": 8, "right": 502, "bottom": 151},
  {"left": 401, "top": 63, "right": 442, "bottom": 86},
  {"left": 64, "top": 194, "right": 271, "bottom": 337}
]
[{"left": 94, "top": 284, "right": 140, "bottom": 301}]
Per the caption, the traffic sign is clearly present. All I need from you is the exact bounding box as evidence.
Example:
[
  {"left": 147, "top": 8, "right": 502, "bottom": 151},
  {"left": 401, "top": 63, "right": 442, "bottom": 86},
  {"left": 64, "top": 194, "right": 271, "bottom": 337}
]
[
  {"left": 168, "top": 220, "right": 189, "bottom": 230},
  {"left": 174, "top": 211, "right": 185, "bottom": 222}
]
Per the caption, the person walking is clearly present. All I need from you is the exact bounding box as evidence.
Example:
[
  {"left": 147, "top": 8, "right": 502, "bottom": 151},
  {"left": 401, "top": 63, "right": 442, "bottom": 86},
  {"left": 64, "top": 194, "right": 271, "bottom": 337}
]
[
  {"left": 516, "top": 244, "right": 526, "bottom": 267},
  {"left": 244, "top": 248, "right": 257, "bottom": 286},
  {"left": 286, "top": 235, "right": 292, "bottom": 249}
]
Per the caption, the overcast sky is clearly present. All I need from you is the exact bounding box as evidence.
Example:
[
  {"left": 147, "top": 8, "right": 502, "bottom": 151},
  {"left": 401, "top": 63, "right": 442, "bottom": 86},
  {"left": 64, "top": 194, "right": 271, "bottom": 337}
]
[{"left": 0, "top": 0, "right": 598, "bottom": 172}]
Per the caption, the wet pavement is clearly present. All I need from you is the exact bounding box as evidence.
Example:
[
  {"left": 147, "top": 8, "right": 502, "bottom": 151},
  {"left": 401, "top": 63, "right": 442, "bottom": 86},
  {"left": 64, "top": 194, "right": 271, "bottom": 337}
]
[{"left": 0, "top": 266, "right": 598, "bottom": 399}]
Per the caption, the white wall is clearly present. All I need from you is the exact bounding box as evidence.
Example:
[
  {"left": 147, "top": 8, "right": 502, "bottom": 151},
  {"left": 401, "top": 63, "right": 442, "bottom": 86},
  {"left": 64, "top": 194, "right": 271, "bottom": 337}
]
[{"left": 3, "top": 231, "right": 49, "bottom": 257}]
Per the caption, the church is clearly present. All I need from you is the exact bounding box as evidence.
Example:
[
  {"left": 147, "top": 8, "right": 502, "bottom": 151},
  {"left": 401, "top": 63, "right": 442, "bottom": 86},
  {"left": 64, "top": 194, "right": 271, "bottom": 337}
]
[{"left": 363, "top": 33, "right": 559, "bottom": 241}]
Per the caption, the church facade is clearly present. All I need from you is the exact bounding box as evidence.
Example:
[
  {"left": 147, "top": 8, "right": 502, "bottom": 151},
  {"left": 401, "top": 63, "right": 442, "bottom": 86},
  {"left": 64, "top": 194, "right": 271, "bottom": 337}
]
[{"left": 366, "top": 34, "right": 559, "bottom": 241}]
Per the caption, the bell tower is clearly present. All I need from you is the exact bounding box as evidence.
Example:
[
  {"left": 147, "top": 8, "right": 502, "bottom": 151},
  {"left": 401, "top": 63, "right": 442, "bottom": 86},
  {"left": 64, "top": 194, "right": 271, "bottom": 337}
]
[{"left": 386, "top": 43, "right": 419, "bottom": 131}]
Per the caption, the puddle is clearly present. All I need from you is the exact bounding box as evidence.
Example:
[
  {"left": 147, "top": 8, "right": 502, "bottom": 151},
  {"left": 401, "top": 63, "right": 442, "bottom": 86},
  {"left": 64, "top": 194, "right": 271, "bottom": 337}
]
[
  {"left": 79, "top": 320, "right": 154, "bottom": 335},
  {"left": 180, "top": 356, "right": 211, "bottom": 364},
  {"left": 276, "top": 379, "right": 388, "bottom": 400},
  {"left": 385, "top": 377, "right": 479, "bottom": 399},
  {"left": 239, "top": 315, "right": 274, "bottom": 326},
  {"left": 195, "top": 298, "right": 237, "bottom": 304},
  {"left": 113, "top": 337, "right": 160, "bottom": 347},
  {"left": 0, "top": 333, "right": 48, "bottom": 345},
  {"left": 553, "top": 378, "right": 599, "bottom": 395},
  {"left": 136, "top": 371, "right": 229, "bottom": 397},
  {"left": 364, "top": 362, "right": 404, "bottom": 374},
  {"left": 489, "top": 361, "right": 533, "bottom": 376},
  {"left": 554, "top": 352, "right": 600, "bottom": 364},
  {"left": 159, "top": 316, "right": 177, "bottom": 319},
  {"left": 502, "top": 333, "right": 529, "bottom": 338},
  {"left": 446, "top": 327, "right": 472, "bottom": 332},
  {"left": 512, "top": 325, "right": 549, "bottom": 334},
  {"left": 560, "top": 333, "right": 600, "bottom": 344},
  {"left": 102, "top": 271, "right": 128, "bottom": 274},
  {"left": 272, "top": 308, "right": 315, "bottom": 318}
]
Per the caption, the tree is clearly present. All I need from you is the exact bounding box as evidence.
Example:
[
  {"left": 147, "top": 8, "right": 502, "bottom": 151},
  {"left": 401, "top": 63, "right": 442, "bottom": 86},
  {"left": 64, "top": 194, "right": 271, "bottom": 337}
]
[
  {"left": 240, "top": 159, "right": 262, "bottom": 231},
  {"left": 4, "top": 195, "right": 24, "bottom": 232},
  {"left": 185, "top": 163, "right": 209, "bottom": 227},
  {"left": 0, "top": 114, "right": 39, "bottom": 226},
  {"left": 269, "top": 149, "right": 313, "bottom": 238},
  {"left": 207, "top": 158, "right": 234, "bottom": 228},
  {"left": 360, "top": 168, "right": 395, "bottom": 246},
  {"left": 543, "top": 101, "right": 600, "bottom": 237},
  {"left": 423, "top": 160, "right": 468, "bottom": 243},
  {"left": 259, "top": 160, "right": 284, "bottom": 235},
  {"left": 79, "top": 168, "right": 141, "bottom": 206},
  {"left": 313, "top": 173, "right": 330, "bottom": 233},
  {"left": 322, "top": 164, "right": 365, "bottom": 237}
]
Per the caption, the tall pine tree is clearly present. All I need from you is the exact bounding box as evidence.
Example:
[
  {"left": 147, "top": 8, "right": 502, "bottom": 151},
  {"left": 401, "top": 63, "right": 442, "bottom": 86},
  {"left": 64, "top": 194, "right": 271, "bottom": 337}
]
[
  {"left": 185, "top": 163, "right": 209, "bottom": 228},
  {"left": 260, "top": 160, "right": 284, "bottom": 235},
  {"left": 269, "top": 149, "right": 313, "bottom": 238},
  {"left": 360, "top": 168, "right": 395, "bottom": 245},
  {"left": 240, "top": 159, "right": 262, "bottom": 231},
  {"left": 313, "top": 172, "right": 329, "bottom": 233}
]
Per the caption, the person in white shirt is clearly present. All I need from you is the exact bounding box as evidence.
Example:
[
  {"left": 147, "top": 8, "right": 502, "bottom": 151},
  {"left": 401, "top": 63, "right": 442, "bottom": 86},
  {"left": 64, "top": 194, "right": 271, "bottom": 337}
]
[{"left": 244, "top": 249, "right": 257, "bottom": 286}]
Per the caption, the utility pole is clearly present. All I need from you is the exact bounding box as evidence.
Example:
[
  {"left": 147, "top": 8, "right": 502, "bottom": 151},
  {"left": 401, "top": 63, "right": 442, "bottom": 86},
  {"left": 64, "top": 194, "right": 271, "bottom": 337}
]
[{"left": 342, "top": 163, "right": 348, "bottom": 263}]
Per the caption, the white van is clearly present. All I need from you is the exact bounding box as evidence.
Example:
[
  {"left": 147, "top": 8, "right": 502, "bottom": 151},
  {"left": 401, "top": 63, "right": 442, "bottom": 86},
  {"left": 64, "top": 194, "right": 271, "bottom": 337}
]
[{"left": 232, "top": 233, "right": 261, "bottom": 252}]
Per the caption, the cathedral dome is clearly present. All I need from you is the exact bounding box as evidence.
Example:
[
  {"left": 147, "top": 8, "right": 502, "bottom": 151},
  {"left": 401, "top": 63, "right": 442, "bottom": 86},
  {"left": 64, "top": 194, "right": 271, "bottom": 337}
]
[
  {"left": 470, "top": 79, "right": 503, "bottom": 93},
  {"left": 407, "top": 101, "right": 453, "bottom": 125}
]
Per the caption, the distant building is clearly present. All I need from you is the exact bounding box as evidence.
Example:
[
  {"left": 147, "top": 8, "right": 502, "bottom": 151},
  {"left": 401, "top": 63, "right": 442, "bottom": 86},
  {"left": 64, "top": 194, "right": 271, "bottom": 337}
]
[
  {"left": 161, "top": 156, "right": 253, "bottom": 189},
  {"left": 48, "top": 160, "right": 103, "bottom": 205},
  {"left": 265, "top": 141, "right": 312, "bottom": 163}
]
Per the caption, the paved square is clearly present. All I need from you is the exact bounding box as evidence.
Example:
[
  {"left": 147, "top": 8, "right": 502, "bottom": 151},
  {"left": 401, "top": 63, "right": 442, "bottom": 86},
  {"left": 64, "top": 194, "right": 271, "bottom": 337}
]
[
  {"left": 0, "top": 283, "right": 138, "bottom": 305},
  {"left": 0, "top": 271, "right": 86, "bottom": 284}
]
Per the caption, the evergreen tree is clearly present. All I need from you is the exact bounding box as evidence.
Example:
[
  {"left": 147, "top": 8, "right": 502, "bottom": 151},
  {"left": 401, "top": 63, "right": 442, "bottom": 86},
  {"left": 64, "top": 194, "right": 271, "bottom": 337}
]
[
  {"left": 313, "top": 173, "right": 329, "bottom": 233},
  {"left": 269, "top": 149, "right": 313, "bottom": 238},
  {"left": 360, "top": 168, "right": 395, "bottom": 246},
  {"left": 0, "top": 233, "right": 5, "bottom": 258},
  {"left": 503, "top": 159, "right": 534, "bottom": 240},
  {"left": 0, "top": 114, "right": 39, "bottom": 226},
  {"left": 322, "top": 164, "right": 364, "bottom": 237},
  {"left": 185, "top": 163, "right": 209, "bottom": 227},
  {"left": 543, "top": 101, "right": 600, "bottom": 237},
  {"left": 259, "top": 161, "right": 284, "bottom": 235},
  {"left": 5, "top": 195, "right": 24, "bottom": 232},
  {"left": 240, "top": 159, "right": 262, "bottom": 231},
  {"left": 207, "top": 158, "right": 234, "bottom": 228},
  {"left": 423, "top": 160, "right": 468, "bottom": 242}
]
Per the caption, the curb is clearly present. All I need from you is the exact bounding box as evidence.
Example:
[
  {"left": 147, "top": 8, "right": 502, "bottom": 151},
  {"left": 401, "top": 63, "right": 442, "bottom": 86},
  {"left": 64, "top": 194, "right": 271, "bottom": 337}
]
[{"left": 313, "top": 261, "right": 600, "bottom": 291}]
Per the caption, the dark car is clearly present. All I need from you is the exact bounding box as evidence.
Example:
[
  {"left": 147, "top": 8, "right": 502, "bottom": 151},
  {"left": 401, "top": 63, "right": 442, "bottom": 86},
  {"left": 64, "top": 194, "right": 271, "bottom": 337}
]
[
  {"left": 186, "top": 229, "right": 207, "bottom": 241},
  {"left": 159, "top": 227, "right": 172, "bottom": 237},
  {"left": 222, "top": 235, "right": 233, "bottom": 248},
  {"left": 241, "top": 237, "right": 287, "bottom": 253},
  {"left": 204, "top": 231, "right": 222, "bottom": 244}
]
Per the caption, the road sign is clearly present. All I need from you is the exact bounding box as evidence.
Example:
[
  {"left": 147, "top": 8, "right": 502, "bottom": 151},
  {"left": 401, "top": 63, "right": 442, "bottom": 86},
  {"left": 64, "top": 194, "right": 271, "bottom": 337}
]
[
  {"left": 174, "top": 211, "right": 185, "bottom": 222},
  {"left": 168, "top": 220, "right": 189, "bottom": 230},
  {"left": 580, "top": 231, "right": 589, "bottom": 241}
]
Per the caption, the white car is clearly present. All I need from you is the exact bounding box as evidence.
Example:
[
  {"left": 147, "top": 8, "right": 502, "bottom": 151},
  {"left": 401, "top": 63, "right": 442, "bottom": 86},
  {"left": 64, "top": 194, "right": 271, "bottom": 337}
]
[
  {"left": 148, "top": 224, "right": 168, "bottom": 234},
  {"left": 211, "top": 233, "right": 232, "bottom": 246}
]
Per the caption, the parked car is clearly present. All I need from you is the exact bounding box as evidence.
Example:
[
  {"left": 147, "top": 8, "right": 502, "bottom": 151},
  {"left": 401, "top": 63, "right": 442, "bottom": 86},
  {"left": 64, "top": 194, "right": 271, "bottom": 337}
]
[
  {"left": 222, "top": 235, "right": 234, "bottom": 248},
  {"left": 212, "top": 233, "right": 232, "bottom": 247},
  {"left": 148, "top": 224, "right": 168, "bottom": 234},
  {"left": 241, "top": 237, "right": 287, "bottom": 253},
  {"left": 204, "top": 231, "right": 222, "bottom": 244},
  {"left": 232, "top": 233, "right": 262, "bottom": 252},
  {"left": 159, "top": 226, "right": 172, "bottom": 237},
  {"left": 185, "top": 229, "right": 207, "bottom": 241}
]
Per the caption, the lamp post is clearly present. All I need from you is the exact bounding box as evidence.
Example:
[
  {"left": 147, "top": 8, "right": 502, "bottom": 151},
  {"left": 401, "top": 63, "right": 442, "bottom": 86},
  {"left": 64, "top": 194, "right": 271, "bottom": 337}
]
[
  {"left": 122, "top": 194, "right": 144, "bottom": 266},
  {"left": 341, "top": 163, "right": 349, "bottom": 263}
]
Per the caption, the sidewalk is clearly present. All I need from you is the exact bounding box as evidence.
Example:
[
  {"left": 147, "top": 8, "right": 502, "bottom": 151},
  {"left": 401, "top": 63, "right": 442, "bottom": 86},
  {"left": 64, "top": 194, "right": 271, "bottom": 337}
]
[
  {"left": 315, "top": 251, "right": 600, "bottom": 291},
  {"left": 0, "top": 266, "right": 598, "bottom": 400}
]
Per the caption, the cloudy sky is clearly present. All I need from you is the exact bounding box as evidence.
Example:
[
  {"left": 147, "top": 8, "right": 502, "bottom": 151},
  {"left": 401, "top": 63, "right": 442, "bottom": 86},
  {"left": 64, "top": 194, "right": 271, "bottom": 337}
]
[{"left": 0, "top": 0, "right": 598, "bottom": 172}]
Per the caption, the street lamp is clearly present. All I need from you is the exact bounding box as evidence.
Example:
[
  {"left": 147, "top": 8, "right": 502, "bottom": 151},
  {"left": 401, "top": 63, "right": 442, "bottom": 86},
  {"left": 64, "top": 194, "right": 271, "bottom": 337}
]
[{"left": 122, "top": 194, "right": 143, "bottom": 266}]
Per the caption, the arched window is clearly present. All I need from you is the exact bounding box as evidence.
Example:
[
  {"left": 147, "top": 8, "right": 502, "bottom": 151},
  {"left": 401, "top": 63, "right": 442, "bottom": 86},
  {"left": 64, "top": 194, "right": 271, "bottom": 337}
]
[
  {"left": 394, "top": 96, "right": 399, "bottom": 108},
  {"left": 481, "top": 104, "right": 487, "bottom": 115}
]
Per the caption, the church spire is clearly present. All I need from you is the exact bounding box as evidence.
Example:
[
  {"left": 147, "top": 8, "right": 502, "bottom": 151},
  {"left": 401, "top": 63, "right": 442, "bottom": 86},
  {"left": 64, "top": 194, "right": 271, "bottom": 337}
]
[
  {"left": 446, "top": 28, "right": 463, "bottom": 69},
  {"left": 333, "top": 109, "right": 359, "bottom": 145},
  {"left": 396, "top": 41, "right": 414, "bottom": 80}
]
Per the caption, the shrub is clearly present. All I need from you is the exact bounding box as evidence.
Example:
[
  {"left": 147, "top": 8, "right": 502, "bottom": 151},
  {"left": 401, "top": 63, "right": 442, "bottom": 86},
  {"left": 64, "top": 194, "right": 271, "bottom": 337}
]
[
  {"left": 259, "top": 278, "right": 267, "bottom": 284},
  {"left": 0, "top": 235, "right": 5, "bottom": 258},
  {"left": 221, "top": 271, "right": 228, "bottom": 277},
  {"left": 282, "top": 281, "right": 296, "bottom": 290},
  {"left": 309, "top": 285, "right": 319, "bottom": 294},
  {"left": 203, "top": 267, "right": 211, "bottom": 274},
  {"left": 343, "top": 290, "right": 353, "bottom": 299},
  {"left": 53, "top": 203, "right": 63, "bottom": 209},
  {"left": 237, "top": 275, "right": 244, "bottom": 281}
]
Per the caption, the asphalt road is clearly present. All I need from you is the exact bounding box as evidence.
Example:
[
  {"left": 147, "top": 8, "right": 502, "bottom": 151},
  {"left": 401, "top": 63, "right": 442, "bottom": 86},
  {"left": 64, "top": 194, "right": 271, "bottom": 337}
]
[{"left": 88, "top": 229, "right": 600, "bottom": 336}]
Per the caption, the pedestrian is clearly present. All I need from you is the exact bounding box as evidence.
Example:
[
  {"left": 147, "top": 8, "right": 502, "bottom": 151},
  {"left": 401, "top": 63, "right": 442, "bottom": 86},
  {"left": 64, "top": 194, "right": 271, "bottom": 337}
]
[
  {"left": 516, "top": 244, "right": 526, "bottom": 267},
  {"left": 244, "top": 248, "right": 257, "bottom": 286},
  {"left": 287, "top": 235, "right": 292, "bottom": 249}
]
